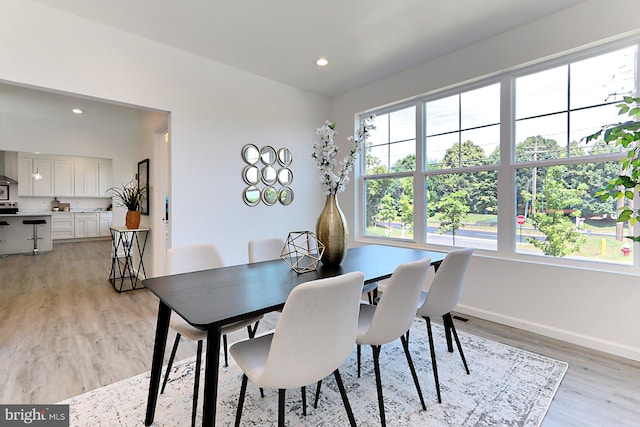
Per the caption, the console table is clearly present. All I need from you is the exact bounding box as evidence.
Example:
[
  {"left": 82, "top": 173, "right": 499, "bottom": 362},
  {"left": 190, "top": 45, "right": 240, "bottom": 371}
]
[{"left": 109, "top": 225, "right": 149, "bottom": 292}]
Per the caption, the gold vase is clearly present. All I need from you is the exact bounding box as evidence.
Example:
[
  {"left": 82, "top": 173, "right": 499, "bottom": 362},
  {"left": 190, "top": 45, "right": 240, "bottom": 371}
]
[{"left": 315, "top": 194, "right": 348, "bottom": 266}]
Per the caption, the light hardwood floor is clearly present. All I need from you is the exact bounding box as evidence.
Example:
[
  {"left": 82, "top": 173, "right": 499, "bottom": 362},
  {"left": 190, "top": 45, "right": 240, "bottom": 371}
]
[{"left": 1, "top": 240, "right": 639, "bottom": 426}]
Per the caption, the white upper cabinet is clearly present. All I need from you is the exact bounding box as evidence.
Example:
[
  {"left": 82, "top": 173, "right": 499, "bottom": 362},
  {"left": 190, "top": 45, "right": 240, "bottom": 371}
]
[
  {"left": 19, "top": 156, "right": 54, "bottom": 196},
  {"left": 18, "top": 153, "right": 112, "bottom": 198},
  {"left": 33, "top": 159, "right": 54, "bottom": 196},
  {"left": 75, "top": 161, "right": 99, "bottom": 197},
  {"left": 54, "top": 159, "right": 74, "bottom": 197},
  {"left": 98, "top": 161, "right": 112, "bottom": 197},
  {"left": 18, "top": 157, "right": 34, "bottom": 196}
]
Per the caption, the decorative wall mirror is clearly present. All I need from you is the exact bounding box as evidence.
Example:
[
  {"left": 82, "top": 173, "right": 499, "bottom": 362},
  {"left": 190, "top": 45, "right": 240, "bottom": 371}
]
[
  {"left": 242, "top": 144, "right": 260, "bottom": 165},
  {"left": 242, "top": 165, "right": 261, "bottom": 185},
  {"left": 261, "top": 165, "right": 277, "bottom": 185},
  {"left": 243, "top": 185, "right": 261, "bottom": 206},
  {"left": 241, "top": 145, "right": 294, "bottom": 206},
  {"left": 260, "top": 146, "right": 277, "bottom": 165},
  {"left": 277, "top": 148, "right": 293, "bottom": 166},
  {"left": 262, "top": 186, "right": 278, "bottom": 206},
  {"left": 279, "top": 187, "right": 294, "bottom": 205},
  {"left": 277, "top": 168, "right": 293, "bottom": 186}
]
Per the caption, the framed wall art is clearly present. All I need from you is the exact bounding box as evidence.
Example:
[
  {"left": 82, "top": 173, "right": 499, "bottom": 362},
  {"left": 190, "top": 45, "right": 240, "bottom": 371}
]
[{"left": 137, "top": 158, "right": 149, "bottom": 215}]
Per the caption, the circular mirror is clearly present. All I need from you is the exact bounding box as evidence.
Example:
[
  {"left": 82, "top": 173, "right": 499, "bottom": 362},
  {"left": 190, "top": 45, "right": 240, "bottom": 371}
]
[
  {"left": 242, "top": 144, "right": 260, "bottom": 165},
  {"left": 260, "top": 146, "right": 277, "bottom": 165},
  {"left": 279, "top": 187, "right": 294, "bottom": 205},
  {"left": 277, "top": 148, "right": 293, "bottom": 166},
  {"left": 243, "top": 185, "right": 261, "bottom": 206},
  {"left": 277, "top": 168, "right": 293, "bottom": 186},
  {"left": 261, "top": 165, "right": 277, "bottom": 185},
  {"left": 242, "top": 165, "right": 261, "bottom": 185},
  {"left": 262, "top": 186, "right": 278, "bottom": 206}
]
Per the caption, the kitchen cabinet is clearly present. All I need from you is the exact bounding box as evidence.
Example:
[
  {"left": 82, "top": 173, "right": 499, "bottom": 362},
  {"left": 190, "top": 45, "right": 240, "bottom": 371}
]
[
  {"left": 18, "top": 153, "right": 112, "bottom": 198},
  {"left": 75, "top": 161, "right": 99, "bottom": 197},
  {"left": 18, "top": 158, "right": 33, "bottom": 195},
  {"left": 74, "top": 213, "right": 100, "bottom": 238},
  {"left": 51, "top": 212, "right": 74, "bottom": 240},
  {"left": 99, "top": 212, "right": 112, "bottom": 237},
  {"left": 98, "top": 162, "right": 112, "bottom": 197},
  {"left": 54, "top": 159, "right": 74, "bottom": 197},
  {"left": 18, "top": 157, "right": 54, "bottom": 196}
]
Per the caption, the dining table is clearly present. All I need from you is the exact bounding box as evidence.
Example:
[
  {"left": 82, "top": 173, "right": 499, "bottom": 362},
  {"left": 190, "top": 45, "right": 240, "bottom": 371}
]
[{"left": 143, "top": 244, "right": 447, "bottom": 427}]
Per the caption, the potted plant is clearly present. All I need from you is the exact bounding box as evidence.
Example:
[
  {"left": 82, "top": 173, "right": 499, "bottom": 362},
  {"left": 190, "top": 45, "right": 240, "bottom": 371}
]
[
  {"left": 108, "top": 179, "right": 147, "bottom": 229},
  {"left": 585, "top": 96, "right": 640, "bottom": 241}
]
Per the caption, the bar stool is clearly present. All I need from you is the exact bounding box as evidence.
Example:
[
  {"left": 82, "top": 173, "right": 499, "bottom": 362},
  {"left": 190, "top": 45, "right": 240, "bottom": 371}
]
[
  {"left": 0, "top": 221, "right": 8, "bottom": 258},
  {"left": 23, "top": 219, "right": 46, "bottom": 255}
]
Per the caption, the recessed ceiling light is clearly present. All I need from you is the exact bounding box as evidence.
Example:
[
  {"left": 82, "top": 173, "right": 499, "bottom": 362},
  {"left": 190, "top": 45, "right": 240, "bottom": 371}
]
[
  {"left": 316, "top": 57, "right": 328, "bottom": 67},
  {"left": 72, "top": 108, "right": 83, "bottom": 114}
]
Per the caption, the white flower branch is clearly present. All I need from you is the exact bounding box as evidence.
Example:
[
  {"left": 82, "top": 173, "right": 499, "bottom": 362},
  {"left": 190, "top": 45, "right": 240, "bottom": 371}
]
[{"left": 312, "top": 114, "right": 376, "bottom": 195}]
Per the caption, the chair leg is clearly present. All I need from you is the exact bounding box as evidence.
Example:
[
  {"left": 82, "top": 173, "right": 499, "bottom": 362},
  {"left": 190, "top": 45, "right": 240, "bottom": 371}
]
[
  {"left": 313, "top": 380, "right": 322, "bottom": 409},
  {"left": 400, "top": 332, "right": 426, "bottom": 410},
  {"left": 334, "top": 369, "right": 357, "bottom": 427},
  {"left": 357, "top": 344, "right": 362, "bottom": 378},
  {"left": 424, "top": 317, "right": 442, "bottom": 403},
  {"left": 443, "top": 314, "right": 454, "bottom": 352},
  {"left": 191, "top": 340, "right": 203, "bottom": 427},
  {"left": 278, "top": 389, "right": 286, "bottom": 427},
  {"left": 445, "top": 313, "right": 470, "bottom": 374},
  {"left": 161, "top": 332, "right": 181, "bottom": 394},
  {"left": 234, "top": 374, "right": 248, "bottom": 427},
  {"left": 248, "top": 321, "right": 260, "bottom": 338},
  {"left": 223, "top": 334, "right": 229, "bottom": 367},
  {"left": 372, "top": 345, "right": 386, "bottom": 427},
  {"left": 301, "top": 386, "right": 306, "bottom": 416}
]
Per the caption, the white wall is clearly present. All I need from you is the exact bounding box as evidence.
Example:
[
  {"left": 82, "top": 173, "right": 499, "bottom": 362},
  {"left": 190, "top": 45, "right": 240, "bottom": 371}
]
[
  {"left": 0, "top": 0, "right": 328, "bottom": 271},
  {"left": 331, "top": 0, "right": 640, "bottom": 361}
]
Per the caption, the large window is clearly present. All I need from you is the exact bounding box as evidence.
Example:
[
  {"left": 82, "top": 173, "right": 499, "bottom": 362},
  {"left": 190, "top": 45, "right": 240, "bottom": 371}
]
[
  {"left": 364, "top": 106, "right": 416, "bottom": 240},
  {"left": 360, "top": 40, "right": 639, "bottom": 267},
  {"left": 424, "top": 83, "right": 500, "bottom": 250}
]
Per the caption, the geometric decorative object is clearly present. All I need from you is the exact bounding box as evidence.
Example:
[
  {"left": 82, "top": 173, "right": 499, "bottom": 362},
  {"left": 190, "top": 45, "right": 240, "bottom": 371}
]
[{"left": 281, "top": 231, "right": 325, "bottom": 273}]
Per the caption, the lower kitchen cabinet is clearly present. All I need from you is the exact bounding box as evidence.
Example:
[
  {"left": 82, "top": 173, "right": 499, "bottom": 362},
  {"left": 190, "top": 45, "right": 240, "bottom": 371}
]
[
  {"left": 51, "top": 212, "right": 74, "bottom": 239},
  {"left": 99, "top": 212, "right": 112, "bottom": 237},
  {"left": 51, "top": 211, "right": 112, "bottom": 240},
  {"left": 74, "top": 213, "right": 100, "bottom": 238}
]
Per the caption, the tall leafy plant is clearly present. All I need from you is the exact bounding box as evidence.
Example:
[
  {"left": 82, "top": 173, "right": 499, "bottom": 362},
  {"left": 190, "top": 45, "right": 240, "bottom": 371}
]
[{"left": 585, "top": 96, "right": 640, "bottom": 241}]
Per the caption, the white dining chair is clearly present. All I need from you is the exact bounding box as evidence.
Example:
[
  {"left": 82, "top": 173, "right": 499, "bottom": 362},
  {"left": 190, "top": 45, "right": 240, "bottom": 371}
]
[
  {"left": 342, "top": 258, "right": 431, "bottom": 426},
  {"left": 230, "top": 271, "right": 364, "bottom": 427},
  {"left": 160, "top": 243, "right": 263, "bottom": 427},
  {"left": 248, "top": 237, "right": 285, "bottom": 263},
  {"left": 416, "top": 247, "right": 473, "bottom": 403}
]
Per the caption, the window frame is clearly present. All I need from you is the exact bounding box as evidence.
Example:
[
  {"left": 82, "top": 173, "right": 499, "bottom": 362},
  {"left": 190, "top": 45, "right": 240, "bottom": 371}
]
[{"left": 357, "top": 36, "right": 640, "bottom": 273}]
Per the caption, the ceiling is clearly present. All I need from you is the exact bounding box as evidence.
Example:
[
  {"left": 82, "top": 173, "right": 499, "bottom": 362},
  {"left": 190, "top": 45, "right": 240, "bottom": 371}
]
[{"left": 31, "top": 0, "right": 584, "bottom": 98}]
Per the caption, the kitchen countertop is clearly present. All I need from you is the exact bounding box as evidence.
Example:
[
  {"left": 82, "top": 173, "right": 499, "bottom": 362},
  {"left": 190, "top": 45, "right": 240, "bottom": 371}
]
[
  {"left": 0, "top": 212, "right": 53, "bottom": 217},
  {"left": 0, "top": 210, "right": 112, "bottom": 217}
]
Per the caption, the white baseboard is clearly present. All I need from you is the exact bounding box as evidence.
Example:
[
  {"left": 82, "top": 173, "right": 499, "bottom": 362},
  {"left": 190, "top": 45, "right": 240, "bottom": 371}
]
[{"left": 456, "top": 304, "right": 640, "bottom": 362}]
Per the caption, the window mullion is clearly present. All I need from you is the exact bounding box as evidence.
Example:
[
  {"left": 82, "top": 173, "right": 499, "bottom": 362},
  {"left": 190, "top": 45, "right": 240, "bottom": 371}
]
[
  {"left": 497, "top": 74, "right": 516, "bottom": 256},
  {"left": 414, "top": 101, "right": 425, "bottom": 243}
]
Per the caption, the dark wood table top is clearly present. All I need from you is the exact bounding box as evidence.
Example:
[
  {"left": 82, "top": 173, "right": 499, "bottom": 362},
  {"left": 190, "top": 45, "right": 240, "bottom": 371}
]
[{"left": 143, "top": 244, "right": 446, "bottom": 329}]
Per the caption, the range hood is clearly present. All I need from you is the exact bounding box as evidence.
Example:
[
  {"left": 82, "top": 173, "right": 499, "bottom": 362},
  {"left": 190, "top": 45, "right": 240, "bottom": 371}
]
[{"left": 0, "top": 151, "right": 18, "bottom": 185}]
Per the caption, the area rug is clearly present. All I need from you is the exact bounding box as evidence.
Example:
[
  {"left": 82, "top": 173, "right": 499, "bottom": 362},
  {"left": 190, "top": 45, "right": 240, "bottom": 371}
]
[{"left": 60, "top": 320, "right": 567, "bottom": 426}]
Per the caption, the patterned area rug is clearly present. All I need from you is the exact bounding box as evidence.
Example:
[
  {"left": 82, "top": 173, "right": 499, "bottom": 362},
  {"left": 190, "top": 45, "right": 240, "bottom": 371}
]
[{"left": 61, "top": 320, "right": 567, "bottom": 426}]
